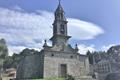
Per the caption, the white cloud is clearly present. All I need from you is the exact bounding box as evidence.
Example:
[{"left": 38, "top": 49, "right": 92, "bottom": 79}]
[
  {"left": 8, "top": 45, "right": 41, "bottom": 56},
  {"left": 0, "top": 7, "right": 104, "bottom": 55},
  {"left": 68, "top": 18, "right": 104, "bottom": 40},
  {"left": 78, "top": 44, "right": 96, "bottom": 55},
  {"left": 9, "top": 5, "right": 25, "bottom": 12},
  {"left": 8, "top": 46, "right": 26, "bottom": 56},
  {"left": 101, "top": 44, "right": 116, "bottom": 52}
]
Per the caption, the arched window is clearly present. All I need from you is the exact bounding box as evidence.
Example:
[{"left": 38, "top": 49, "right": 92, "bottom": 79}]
[{"left": 60, "top": 24, "right": 65, "bottom": 34}]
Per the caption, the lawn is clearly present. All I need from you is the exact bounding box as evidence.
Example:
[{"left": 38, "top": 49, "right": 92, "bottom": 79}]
[{"left": 32, "top": 78, "right": 64, "bottom": 80}]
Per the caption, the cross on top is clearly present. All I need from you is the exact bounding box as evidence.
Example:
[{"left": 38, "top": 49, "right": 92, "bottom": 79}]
[{"left": 59, "top": 0, "right": 61, "bottom": 4}]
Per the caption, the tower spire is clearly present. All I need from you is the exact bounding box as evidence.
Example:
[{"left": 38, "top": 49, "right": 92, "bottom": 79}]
[
  {"left": 59, "top": 0, "right": 61, "bottom": 5},
  {"left": 55, "top": 0, "right": 64, "bottom": 16},
  {"left": 50, "top": 1, "right": 71, "bottom": 46}
]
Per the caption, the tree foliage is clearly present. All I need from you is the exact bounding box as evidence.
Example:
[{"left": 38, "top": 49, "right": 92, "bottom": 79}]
[
  {"left": 87, "top": 51, "right": 108, "bottom": 64},
  {"left": 0, "top": 38, "right": 8, "bottom": 59},
  {"left": 66, "top": 74, "right": 75, "bottom": 80},
  {"left": 87, "top": 51, "right": 93, "bottom": 64},
  {"left": 3, "top": 48, "right": 38, "bottom": 69}
]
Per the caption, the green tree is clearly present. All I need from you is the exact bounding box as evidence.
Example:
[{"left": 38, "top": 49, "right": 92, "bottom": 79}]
[
  {"left": 3, "top": 48, "right": 39, "bottom": 69},
  {"left": 0, "top": 38, "right": 8, "bottom": 59},
  {"left": 3, "top": 56, "right": 13, "bottom": 69},
  {"left": 0, "top": 38, "right": 8, "bottom": 72},
  {"left": 66, "top": 74, "right": 75, "bottom": 80},
  {"left": 87, "top": 51, "right": 94, "bottom": 64}
]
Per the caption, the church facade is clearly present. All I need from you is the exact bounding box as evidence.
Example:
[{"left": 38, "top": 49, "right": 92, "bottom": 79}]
[{"left": 16, "top": 2, "right": 92, "bottom": 80}]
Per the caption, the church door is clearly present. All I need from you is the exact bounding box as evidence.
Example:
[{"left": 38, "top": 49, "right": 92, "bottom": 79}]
[{"left": 60, "top": 64, "right": 67, "bottom": 78}]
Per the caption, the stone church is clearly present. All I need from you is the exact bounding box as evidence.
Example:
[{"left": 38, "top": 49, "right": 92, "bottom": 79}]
[{"left": 16, "top": 1, "right": 92, "bottom": 80}]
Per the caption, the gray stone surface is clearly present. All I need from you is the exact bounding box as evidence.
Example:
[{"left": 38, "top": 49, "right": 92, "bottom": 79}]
[
  {"left": 43, "top": 50, "right": 89, "bottom": 78},
  {"left": 16, "top": 53, "right": 44, "bottom": 79},
  {"left": 105, "top": 73, "right": 120, "bottom": 80}
]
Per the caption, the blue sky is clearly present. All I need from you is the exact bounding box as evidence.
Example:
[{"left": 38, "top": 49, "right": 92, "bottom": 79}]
[{"left": 0, "top": 0, "right": 120, "bottom": 55}]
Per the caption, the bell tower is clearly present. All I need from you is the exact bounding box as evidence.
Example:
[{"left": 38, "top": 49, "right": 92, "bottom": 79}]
[{"left": 50, "top": 0, "right": 71, "bottom": 46}]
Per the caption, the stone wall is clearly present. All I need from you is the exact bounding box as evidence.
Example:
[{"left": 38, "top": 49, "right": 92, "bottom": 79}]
[
  {"left": 16, "top": 50, "right": 91, "bottom": 79},
  {"left": 16, "top": 53, "right": 44, "bottom": 79},
  {"left": 43, "top": 50, "right": 89, "bottom": 78}
]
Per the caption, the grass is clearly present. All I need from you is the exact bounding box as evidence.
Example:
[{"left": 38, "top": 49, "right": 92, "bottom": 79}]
[{"left": 32, "top": 78, "right": 64, "bottom": 80}]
